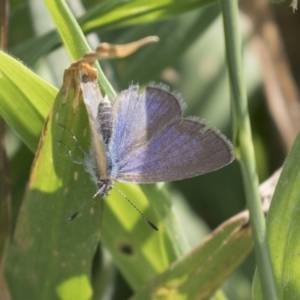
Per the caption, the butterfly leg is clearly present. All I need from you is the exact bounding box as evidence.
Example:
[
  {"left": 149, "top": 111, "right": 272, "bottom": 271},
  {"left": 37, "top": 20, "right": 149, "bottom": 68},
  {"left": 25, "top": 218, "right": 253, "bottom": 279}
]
[{"left": 58, "top": 123, "right": 87, "bottom": 155}]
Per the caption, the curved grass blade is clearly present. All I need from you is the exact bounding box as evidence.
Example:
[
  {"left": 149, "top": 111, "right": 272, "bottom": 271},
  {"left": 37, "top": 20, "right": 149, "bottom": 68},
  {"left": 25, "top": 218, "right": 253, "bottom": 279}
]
[
  {"left": 131, "top": 210, "right": 253, "bottom": 300},
  {"left": 45, "top": 0, "right": 115, "bottom": 101},
  {"left": 80, "top": 0, "right": 217, "bottom": 32},
  {"left": 0, "top": 50, "right": 57, "bottom": 152},
  {"left": 253, "top": 131, "right": 300, "bottom": 299}
]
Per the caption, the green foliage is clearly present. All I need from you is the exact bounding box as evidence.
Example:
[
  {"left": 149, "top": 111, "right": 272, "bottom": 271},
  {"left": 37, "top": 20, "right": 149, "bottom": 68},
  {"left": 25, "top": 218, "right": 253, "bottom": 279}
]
[
  {"left": 253, "top": 131, "right": 300, "bottom": 299},
  {"left": 0, "top": 51, "right": 57, "bottom": 151},
  {"left": 1, "top": 0, "right": 296, "bottom": 299}
]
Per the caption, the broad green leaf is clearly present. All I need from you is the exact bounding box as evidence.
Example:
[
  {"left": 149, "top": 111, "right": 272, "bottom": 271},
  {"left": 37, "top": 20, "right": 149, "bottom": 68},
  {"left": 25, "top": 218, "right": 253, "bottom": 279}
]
[
  {"left": 5, "top": 74, "right": 101, "bottom": 299},
  {"left": 0, "top": 50, "right": 57, "bottom": 152},
  {"left": 131, "top": 211, "right": 253, "bottom": 300},
  {"left": 253, "top": 131, "right": 300, "bottom": 299}
]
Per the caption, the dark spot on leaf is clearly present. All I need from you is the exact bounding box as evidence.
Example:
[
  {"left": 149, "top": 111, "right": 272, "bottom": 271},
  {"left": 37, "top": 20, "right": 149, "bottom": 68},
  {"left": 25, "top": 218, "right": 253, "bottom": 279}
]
[{"left": 119, "top": 243, "right": 134, "bottom": 256}]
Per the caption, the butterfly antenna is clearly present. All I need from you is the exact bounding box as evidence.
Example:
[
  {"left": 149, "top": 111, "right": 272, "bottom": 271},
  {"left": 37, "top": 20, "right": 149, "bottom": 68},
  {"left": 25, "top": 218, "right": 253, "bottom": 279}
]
[
  {"left": 113, "top": 187, "right": 158, "bottom": 231},
  {"left": 68, "top": 189, "right": 101, "bottom": 221},
  {"left": 57, "top": 140, "right": 83, "bottom": 165},
  {"left": 58, "top": 123, "right": 87, "bottom": 155}
]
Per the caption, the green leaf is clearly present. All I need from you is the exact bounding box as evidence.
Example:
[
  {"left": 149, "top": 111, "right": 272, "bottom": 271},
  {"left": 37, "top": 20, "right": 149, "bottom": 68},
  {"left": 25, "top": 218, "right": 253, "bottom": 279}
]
[
  {"left": 11, "top": 0, "right": 217, "bottom": 66},
  {"left": 81, "top": 0, "right": 216, "bottom": 32},
  {"left": 253, "top": 131, "right": 300, "bottom": 299},
  {"left": 131, "top": 211, "right": 253, "bottom": 299},
  {"left": 0, "top": 50, "right": 57, "bottom": 152},
  {"left": 45, "top": 0, "right": 116, "bottom": 100},
  {"left": 5, "top": 78, "right": 100, "bottom": 299}
]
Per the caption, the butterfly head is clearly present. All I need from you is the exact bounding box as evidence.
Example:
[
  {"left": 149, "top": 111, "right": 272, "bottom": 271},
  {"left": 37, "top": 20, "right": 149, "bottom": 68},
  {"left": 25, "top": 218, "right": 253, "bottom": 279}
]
[{"left": 97, "top": 179, "right": 113, "bottom": 197}]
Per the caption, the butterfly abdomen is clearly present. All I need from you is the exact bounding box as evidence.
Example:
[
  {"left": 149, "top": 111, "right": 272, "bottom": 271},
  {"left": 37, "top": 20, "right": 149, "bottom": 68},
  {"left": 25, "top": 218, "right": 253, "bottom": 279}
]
[{"left": 97, "top": 96, "right": 113, "bottom": 144}]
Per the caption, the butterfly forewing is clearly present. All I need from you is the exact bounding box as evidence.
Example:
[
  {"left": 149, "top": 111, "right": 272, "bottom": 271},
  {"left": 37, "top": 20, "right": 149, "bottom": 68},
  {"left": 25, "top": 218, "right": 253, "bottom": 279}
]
[{"left": 108, "top": 85, "right": 233, "bottom": 183}]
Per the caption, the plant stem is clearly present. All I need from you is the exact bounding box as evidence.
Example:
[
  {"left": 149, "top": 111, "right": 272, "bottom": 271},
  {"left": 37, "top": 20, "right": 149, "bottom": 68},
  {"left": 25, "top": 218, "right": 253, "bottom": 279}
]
[
  {"left": 219, "top": 0, "right": 278, "bottom": 299},
  {"left": 45, "top": 0, "right": 116, "bottom": 100}
]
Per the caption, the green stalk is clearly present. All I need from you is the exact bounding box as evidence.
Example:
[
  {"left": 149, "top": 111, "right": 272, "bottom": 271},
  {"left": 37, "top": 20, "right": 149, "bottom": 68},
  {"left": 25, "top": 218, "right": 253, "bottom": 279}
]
[
  {"left": 219, "top": 0, "right": 278, "bottom": 299},
  {"left": 44, "top": 0, "right": 116, "bottom": 100}
]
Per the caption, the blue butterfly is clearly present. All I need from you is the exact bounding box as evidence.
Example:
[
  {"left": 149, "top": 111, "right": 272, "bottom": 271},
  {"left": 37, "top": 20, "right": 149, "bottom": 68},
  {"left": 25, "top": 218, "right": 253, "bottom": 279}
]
[{"left": 64, "top": 73, "right": 234, "bottom": 229}]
